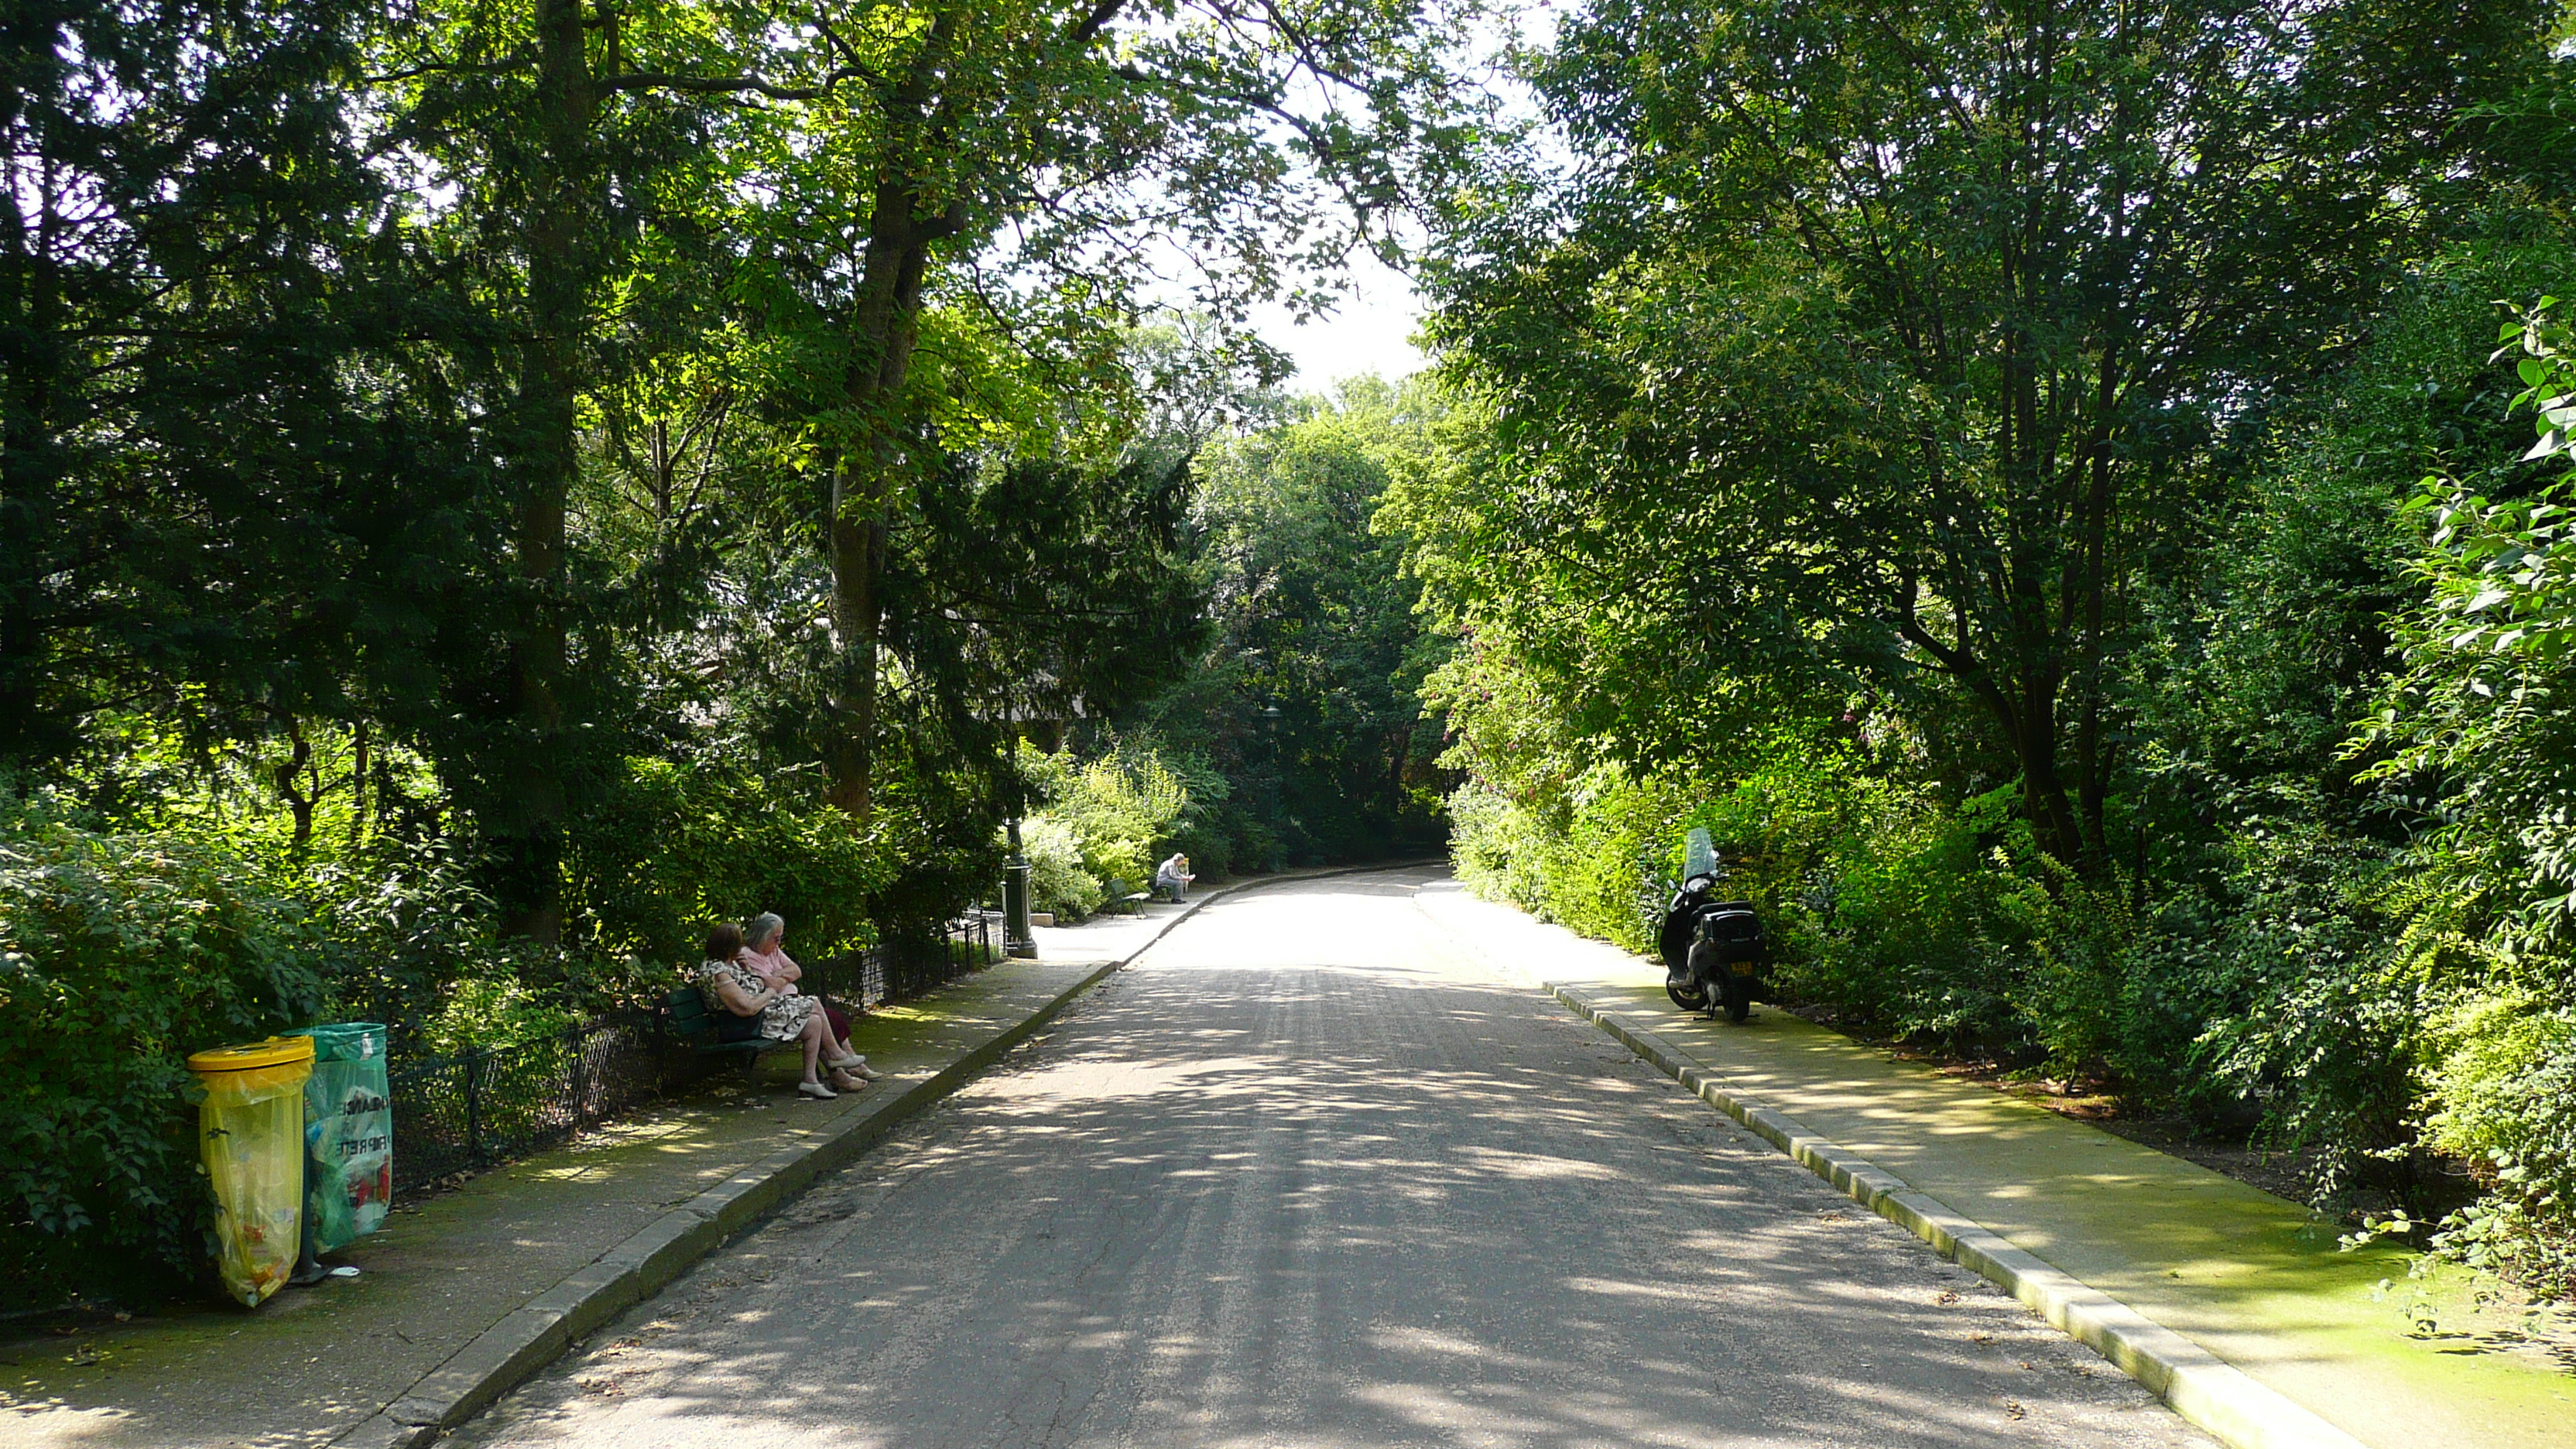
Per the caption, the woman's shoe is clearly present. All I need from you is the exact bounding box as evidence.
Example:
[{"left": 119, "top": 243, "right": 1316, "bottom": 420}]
[
  {"left": 796, "top": 1080, "right": 838, "bottom": 1100},
  {"left": 826, "top": 1050, "right": 865, "bottom": 1069},
  {"left": 846, "top": 1058, "right": 882, "bottom": 1081},
  {"left": 828, "top": 1069, "right": 872, "bottom": 1092}
]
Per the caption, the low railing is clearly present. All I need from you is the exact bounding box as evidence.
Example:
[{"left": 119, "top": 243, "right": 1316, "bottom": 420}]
[
  {"left": 800, "top": 913, "right": 1002, "bottom": 1007},
  {"left": 385, "top": 1009, "right": 666, "bottom": 1192}
]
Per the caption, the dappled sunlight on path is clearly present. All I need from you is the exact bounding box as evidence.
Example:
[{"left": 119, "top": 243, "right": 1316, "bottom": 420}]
[
  {"left": 451, "top": 868, "right": 2208, "bottom": 1449},
  {"left": 1412, "top": 878, "right": 2576, "bottom": 1449}
]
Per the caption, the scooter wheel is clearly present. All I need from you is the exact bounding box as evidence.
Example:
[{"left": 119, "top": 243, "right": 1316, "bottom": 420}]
[
  {"left": 1721, "top": 976, "right": 1752, "bottom": 1023},
  {"left": 1665, "top": 980, "right": 1707, "bottom": 1012}
]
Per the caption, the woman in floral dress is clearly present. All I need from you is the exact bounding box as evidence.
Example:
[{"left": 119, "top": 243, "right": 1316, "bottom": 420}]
[
  {"left": 739, "top": 912, "right": 877, "bottom": 1082},
  {"left": 697, "top": 923, "right": 867, "bottom": 1098}
]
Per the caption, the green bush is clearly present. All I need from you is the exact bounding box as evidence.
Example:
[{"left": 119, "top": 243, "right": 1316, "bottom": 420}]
[
  {"left": 1448, "top": 723, "right": 2557, "bottom": 1230},
  {"left": 1452, "top": 739, "right": 2147, "bottom": 1070},
  {"left": 2424, "top": 995, "right": 2576, "bottom": 1178},
  {"left": 564, "top": 755, "right": 893, "bottom": 966},
  {"left": 1155, "top": 750, "right": 1242, "bottom": 878},
  {"left": 863, "top": 772, "right": 1008, "bottom": 947},
  {"left": 299, "top": 835, "right": 524, "bottom": 1042},
  {"left": 1453, "top": 768, "right": 1704, "bottom": 950},
  {"left": 2415, "top": 993, "right": 2576, "bottom": 1297},
  {"left": 1771, "top": 786, "right": 2026, "bottom": 1050},
  {"left": 1447, "top": 783, "right": 1534, "bottom": 909},
  {"left": 1021, "top": 817, "right": 1104, "bottom": 918},
  {"left": 2139, "top": 825, "right": 2427, "bottom": 1192},
  {"left": 0, "top": 805, "right": 328, "bottom": 1311},
  {"left": 1165, "top": 811, "right": 1238, "bottom": 879},
  {"left": 1023, "top": 745, "right": 1188, "bottom": 886},
  {"left": 412, "top": 976, "right": 584, "bottom": 1059},
  {"left": 1019, "top": 742, "right": 1194, "bottom": 912}
]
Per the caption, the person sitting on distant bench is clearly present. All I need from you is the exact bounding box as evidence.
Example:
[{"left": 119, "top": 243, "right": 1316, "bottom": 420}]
[
  {"left": 740, "top": 912, "right": 877, "bottom": 1083},
  {"left": 1153, "top": 852, "right": 1195, "bottom": 903},
  {"left": 697, "top": 923, "right": 869, "bottom": 1100}
]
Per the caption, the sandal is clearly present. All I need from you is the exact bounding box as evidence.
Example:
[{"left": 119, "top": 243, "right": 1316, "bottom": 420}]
[
  {"left": 796, "top": 1081, "right": 838, "bottom": 1100},
  {"left": 828, "top": 1069, "right": 872, "bottom": 1092}
]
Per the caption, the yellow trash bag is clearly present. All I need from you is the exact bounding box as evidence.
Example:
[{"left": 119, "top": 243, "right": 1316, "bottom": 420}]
[{"left": 187, "top": 1036, "right": 314, "bottom": 1307}]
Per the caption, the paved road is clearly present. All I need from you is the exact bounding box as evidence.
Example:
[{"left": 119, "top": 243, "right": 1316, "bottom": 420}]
[{"left": 452, "top": 869, "right": 2211, "bottom": 1449}]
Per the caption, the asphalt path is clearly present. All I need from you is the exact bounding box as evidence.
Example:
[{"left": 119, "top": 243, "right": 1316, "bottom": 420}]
[{"left": 450, "top": 868, "right": 2212, "bottom": 1449}]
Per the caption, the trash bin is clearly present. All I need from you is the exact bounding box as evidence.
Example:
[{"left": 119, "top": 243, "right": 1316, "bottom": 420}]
[
  {"left": 186, "top": 1036, "right": 314, "bottom": 1307},
  {"left": 286, "top": 1023, "right": 392, "bottom": 1254}
]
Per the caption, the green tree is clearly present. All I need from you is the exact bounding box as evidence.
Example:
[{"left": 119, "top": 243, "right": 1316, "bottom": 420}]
[
  {"left": 375, "top": 0, "right": 806, "bottom": 937},
  {"left": 711, "top": 0, "right": 1473, "bottom": 818},
  {"left": 1122, "top": 377, "right": 1454, "bottom": 864},
  {"left": 1408, "top": 0, "right": 2554, "bottom": 866},
  {"left": 2368, "top": 300, "right": 2576, "bottom": 958},
  {"left": 0, "top": 0, "right": 507, "bottom": 819}
]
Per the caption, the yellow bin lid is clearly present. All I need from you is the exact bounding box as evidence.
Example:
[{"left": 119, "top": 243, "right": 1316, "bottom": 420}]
[{"left": 186, "top": 1036, "right": 317, "bottom": 1074}]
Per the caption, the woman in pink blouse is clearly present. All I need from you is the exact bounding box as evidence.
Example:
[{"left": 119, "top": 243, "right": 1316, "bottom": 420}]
[{"left": 740, "top": 913, "right": 879, "bottom": 1082}]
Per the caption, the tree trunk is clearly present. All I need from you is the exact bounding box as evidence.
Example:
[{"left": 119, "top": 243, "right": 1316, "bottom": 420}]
[
  {"left": 819, "top": 15, "right": 958, "bottom": 817},
  {"left": 494, "top": 0, "right": 595, "bottom": 941},
  {"left": 273, "top": 714, "right": 316, "bottom": 851},
  {"left": 0, "top": 127, "right": 63, "bottom": 768},
  {"left": 2012, "top": 680, "right": 2084, "bottom": 868},
  {"left": 348, "top": 721, "right": 370, "bottom": 851},
  {"left": 1905, "top": 599, "right": 2089, "bottom": 872},
  {"left": 820, "top": 260, "right": 913, "bottom": 820},
  {"left": 1386, "top": 725, "right": 1411, "bottom": 815},
  {"left": 826, "top": 218, "right": 923, "bottom": 823},
  {"left": 824, "top": 495, "right": 885, "bottom": 817},
  {"left": 2073, "top": 445, "right": 2115, "bottom": 866}
]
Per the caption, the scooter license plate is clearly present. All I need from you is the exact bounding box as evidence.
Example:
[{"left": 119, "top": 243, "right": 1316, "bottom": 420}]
[{"left": 1731, "top": 963, "right": 1756, "bottom": 976}]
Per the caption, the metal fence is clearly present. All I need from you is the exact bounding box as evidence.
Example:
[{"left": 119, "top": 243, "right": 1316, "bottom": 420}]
[
  {"left": 380, "top": 915, "right": 1006, "bottom": 1197},
  {"left": 801, "top": 913, "right": 1002, "bottom": 1008},
  {"left": 385, "top": 1010, "right": 666, "bottom": 1192}
]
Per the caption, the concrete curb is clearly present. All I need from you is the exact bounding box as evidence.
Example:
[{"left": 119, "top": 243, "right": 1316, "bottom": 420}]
[
  {"left": 329, "top": 869, "right": 1331, "bottom": 1449},
  {"left": 1549, "top": 983, "right": 2369, "bottom": 1449}
]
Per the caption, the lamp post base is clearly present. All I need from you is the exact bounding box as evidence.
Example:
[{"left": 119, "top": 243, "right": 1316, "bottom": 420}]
[{"left": 1002, "top": 831, "right": 1037, "bottom": 957}]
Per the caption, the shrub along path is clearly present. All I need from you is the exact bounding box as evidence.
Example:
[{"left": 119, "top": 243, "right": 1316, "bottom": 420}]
[
  {"left": 0, "top": 902, "right": 1202, "bottom": 1449},
  {"left": 1413, "top": 879, "right": 2576, "bottom": 1449}
]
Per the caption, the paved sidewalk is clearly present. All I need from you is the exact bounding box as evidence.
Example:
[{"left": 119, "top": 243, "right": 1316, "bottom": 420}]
[
  {"left": 1413, "top": 879, "right": 2576, "bottom": 1449},
  {"left": 1032, "top": 896, "right": 1194, "bottom": 962},
  {"left": 0, "top": 896, "right": 1227, "bottom": 1449}
]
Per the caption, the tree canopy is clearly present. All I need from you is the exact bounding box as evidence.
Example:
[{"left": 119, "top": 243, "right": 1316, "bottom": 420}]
[{"left": 1407, "top": 0, "right": 2555, "bottom": 865}]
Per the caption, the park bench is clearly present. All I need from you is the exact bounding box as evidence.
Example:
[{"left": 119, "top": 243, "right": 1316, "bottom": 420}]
[
  {"left": 1103, "top": 878, "right": 1150, "bottom": 916},
  {"left": 659, "top": 985, "right": 793, "bottom": 1080}
]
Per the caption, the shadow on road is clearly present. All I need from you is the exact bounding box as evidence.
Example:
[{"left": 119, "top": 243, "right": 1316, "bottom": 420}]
[{"left": 454, "top": 872, "right": 2210, "bottom": 1449}]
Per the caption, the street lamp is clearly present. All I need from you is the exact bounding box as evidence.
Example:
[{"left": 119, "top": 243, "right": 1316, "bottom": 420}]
[
  {"left": 992, "top": 690, "right": 1083, "bottom": 957},
  {"left": 995, "top": 695, "right": 1057, "bottom": 961},
  {"left": 1002, "top": 814, "right": 1037, "bottom": 958},
  {"left": 1261, "top": 704, "right": 1283, "bottom": 872}
]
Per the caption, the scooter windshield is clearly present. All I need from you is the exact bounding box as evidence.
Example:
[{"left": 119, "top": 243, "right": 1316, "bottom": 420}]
[{"left": 1684, "top": 827, "right": 1717, "bottom": 882}]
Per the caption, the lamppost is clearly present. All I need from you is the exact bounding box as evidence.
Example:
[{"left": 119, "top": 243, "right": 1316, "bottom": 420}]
[
  {"left": 996, "top": 696, "right": 1050, "bottom": 959},
  {"left": 1002, "top": 814, "right": 1037, "bottom": 958},
  {"left": 1261, "top": 704, "right": 1283, "bottom": 872}
]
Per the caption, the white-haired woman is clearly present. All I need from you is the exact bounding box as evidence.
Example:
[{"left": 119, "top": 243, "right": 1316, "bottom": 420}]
[
  {"left": 697, "top": 923, "right": 855, "bottom": 1099},
  {"left": 740, "top": 912, "right": 879, "bottom": 1085}
]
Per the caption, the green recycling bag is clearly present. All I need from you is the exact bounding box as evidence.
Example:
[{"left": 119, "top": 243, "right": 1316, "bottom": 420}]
[{"left": 287, "top": 1023, "right": 392, "bottom": 1253}]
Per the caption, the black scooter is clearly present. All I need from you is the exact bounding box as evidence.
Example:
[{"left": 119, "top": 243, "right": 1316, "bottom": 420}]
[{"left": 1658, "top": 871, "right": 1767, "bottom": 1023}]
